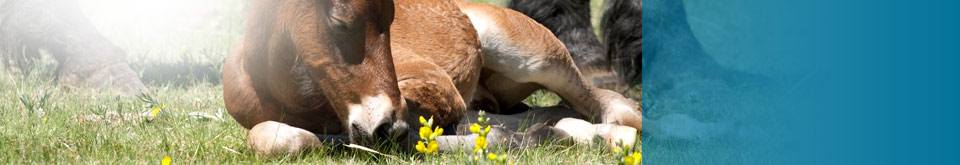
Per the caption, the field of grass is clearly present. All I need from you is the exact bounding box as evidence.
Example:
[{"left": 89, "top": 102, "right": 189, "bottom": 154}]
[
  {"left": 0, "top": 74, "right": 621, "bottom": 164},
  {"left": 0, "top": 0, "right": 634, "bottom": 163},
  {"left": 2, "top": 72, "right": 637, "bottom": 163}
]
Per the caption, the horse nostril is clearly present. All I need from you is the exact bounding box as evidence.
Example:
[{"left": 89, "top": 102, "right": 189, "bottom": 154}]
[
  {"left": 373, "top": 122, "right": 393, "bottom": 138},
  {"left": 373, "top": 121, "right": 410, "bottom": 141},
  {"left": 349, "top": 123, "right": 369, "bottom": 144}
]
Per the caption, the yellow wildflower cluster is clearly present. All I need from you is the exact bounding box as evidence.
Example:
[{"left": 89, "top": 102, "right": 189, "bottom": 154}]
[
  {"left": 147, "top": 104, "right": 165, "bottom": 121},
  {"left": 470, "top": 111, "right": 508, "bottom": 163},
  {"left": 623, "top": 151, "right": 641, "bottom": 165},
  {"left": 614, "top": 142, "right": 641, "bottom": 165},
  {"left": 470, "top": 111, "right": 492, "bottom": 160},
  {"left": 415, "top": 116, "right": 443, "bottom": 155},
  {"left": 139, "top": 93, "right": 165, "bottom": 122}
]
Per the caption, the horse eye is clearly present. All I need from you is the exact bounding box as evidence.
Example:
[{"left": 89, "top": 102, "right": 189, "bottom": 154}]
[{"left": 329, "top": 16, "right": 349, "bottom": 29}]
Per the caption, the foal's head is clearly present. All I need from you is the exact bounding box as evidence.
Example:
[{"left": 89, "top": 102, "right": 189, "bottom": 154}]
[{"left": 281, "top": 0, "right": 407, "bottom": 145}]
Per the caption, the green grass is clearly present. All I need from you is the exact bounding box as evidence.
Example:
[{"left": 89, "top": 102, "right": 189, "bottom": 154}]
[
  {"left": 0, "top": 0, "right": 633, "bottom": 163},
  {"left": 0, "top": 73, "right": 621, "bottom": 163}
]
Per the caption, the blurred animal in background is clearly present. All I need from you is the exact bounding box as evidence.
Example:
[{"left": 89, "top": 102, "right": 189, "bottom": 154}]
[
  {"left": 601, "top": 0, "right": 642, "bottom": 85},
  {"left": 507, "top": 0, "right": 630, "bottom": 92},
  {"left": 0, "top": 0, "right": 145, "bottom": 95}
]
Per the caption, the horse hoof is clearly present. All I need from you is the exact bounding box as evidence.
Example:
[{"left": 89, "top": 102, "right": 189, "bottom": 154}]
[{"left": 247, "top": 121, "right": 321, "bottom": 156}]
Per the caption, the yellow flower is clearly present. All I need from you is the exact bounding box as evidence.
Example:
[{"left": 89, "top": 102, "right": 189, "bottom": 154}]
[
  {"left": 161, "top": 155, "right": 171, "bottom": 165},
  {"left": 635, "top": 151, "right": 642, "bottom": 163},
  {"left": 470, "top": 123, "right": 482, "bottom": 134},
  {"left": 419, "top": 126, "right": 433, "bottom": 140},
  {"left": 474, "top": 136, "right": 487, "bottom": 152},
  {"left": 427, "top": 141, "right": 439, "bottom": 154},
  {"left": 623, "top": 151, "right": 641, "bottom": 165},
  {"left": 431, "top": 127, "right": 444, "bottom": 139},
  {"left": 487, "top": 153, "right": 498, "bottom": 160},
  {"left": 415, "top": 115, "right": 443, "bottom": 155},
  {"left": 415, "top": 140, "right": 438, "bottom": 154},
  {"left": 415, "top": 141, "right": 427, "bottom": 153},
  {"left": 148, "top": 104, "right": 165, "bottom": 121},
  {"left": 467, "top": 111, "right": 511, "bottom": 163}
]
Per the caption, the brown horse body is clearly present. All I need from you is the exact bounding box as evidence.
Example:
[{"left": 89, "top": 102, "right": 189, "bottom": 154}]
[
  {"left": 224, "top": 0, "right": 480, "bottom": 150},
  {"left": 389, "top": 0, "right": 483, "bottom": 128},
  {"left": 224, "top": 0, "right": 639, "bottom": 155}
]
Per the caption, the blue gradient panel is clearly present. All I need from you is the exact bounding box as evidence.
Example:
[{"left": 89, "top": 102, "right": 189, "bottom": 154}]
[{"left": 643, "top": 0, "right": 960, "bottom": 164}]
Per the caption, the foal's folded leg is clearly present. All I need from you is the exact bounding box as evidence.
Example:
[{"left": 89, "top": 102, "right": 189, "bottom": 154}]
[
  {"left": 458, "top": 3, "right": 642, "bottom": 131},
  {"left": 247, "top": 121, "right": 322, "bottom": 156},
  {"left": 393, "top": 46, "right": 468, "bottom": 132}
]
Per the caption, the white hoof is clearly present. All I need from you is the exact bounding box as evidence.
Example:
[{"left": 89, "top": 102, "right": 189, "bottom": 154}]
[
  {"left": 554, "top": 118, "right": 597, "bottom": 144},
  {"left": 247, "top": 121, "right": 321, "bottom": 156},
  {"left": 553, "top": 118, "right": 638, "bottom": 148},
  {"left": 595, "top": 123, "right": 638, "bottom": 148}
]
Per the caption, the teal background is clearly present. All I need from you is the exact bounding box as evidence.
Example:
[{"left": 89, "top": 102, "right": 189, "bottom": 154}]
[{"left": 643, "top": 0, "right": 960, "bottom": 164}]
